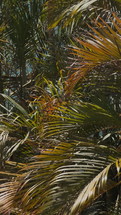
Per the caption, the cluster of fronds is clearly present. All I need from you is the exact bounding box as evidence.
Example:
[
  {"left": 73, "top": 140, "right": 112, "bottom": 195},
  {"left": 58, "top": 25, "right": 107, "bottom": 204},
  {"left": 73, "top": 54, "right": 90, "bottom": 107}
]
[{"left": 0, "top": 6, "right": 121, "bottom": 215}]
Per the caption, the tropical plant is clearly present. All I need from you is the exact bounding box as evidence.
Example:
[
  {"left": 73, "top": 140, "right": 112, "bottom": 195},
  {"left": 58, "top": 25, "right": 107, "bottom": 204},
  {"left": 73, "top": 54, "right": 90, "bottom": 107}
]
[
  {"left": 0, "top": 1, "right": 121, "bottom": 215},
  {"left": 0, "top": 0, "right": 69, "bottom": 104},
  {"left": 67, "top": 15, "right": 121, "bottom": 93},
  {"left": 46, "top": 0, "right": 121, "bottom": 32}
]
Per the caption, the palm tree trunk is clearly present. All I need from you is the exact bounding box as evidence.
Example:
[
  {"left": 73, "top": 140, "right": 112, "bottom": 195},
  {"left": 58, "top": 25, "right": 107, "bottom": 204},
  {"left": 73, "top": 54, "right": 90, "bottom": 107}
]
[
  {"left": 0, "top": 57, "right": 3, "bottom": 105},
  {"left": 20, "top": 61, "right": 27, "bottom": 98}
]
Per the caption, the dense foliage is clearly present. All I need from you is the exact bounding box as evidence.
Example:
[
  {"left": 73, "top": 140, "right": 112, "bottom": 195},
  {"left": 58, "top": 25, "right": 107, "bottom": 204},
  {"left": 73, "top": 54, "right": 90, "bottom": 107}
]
[{"left": 0, "top": 0, "right": 121, "bottom": 214}]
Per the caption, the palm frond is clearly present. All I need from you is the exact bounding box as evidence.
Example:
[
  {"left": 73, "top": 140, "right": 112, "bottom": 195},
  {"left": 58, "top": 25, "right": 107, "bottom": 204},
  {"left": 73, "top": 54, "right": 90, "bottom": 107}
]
[
  {"left": 0, "top": 181, "right": 20, "bottom": 214},
  {"left": 46, "top": 0, "right": 121, "bottom": 32},
  {"left": 0, "top": 95, "right": 42, "bottom": 163},
  {"left": 47, "top": 0, "right": 97, "bottom": 29},
  {"left": 1, "top": 94, "right": 29, "bottom": 116},
  {"left": 44, "top": 100, "right": 121, "bottom": 139},
  {"left": 69, "top": 159, "right": 121, "bottom": 215},
  {"left": 0, "top": 141, "right": 119, "bottom": 214},
  {"left": 65, "top": 14, "right": 121, "bottom": 95}
]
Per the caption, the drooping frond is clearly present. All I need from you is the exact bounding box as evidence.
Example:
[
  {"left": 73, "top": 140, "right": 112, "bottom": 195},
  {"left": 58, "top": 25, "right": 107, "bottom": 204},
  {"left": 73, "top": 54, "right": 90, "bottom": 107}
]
[
  {"left": 46, "top": 0, "right": 121, "bottom": 32},
  {"left": 0, "top": 181, "right": 20, "bottom": 214},
  {"left": 0, "top": 94, "right": 42, "bottom": 163},
  {"left": 69, "top": 159, "right": 121, "bottom": 215},
  {"left": 44, "top": 100, "right": 121, "bottom": 139},
  {"left": 65, "top": 14, "right": 121, "bottom": 95},
  {"left": 47, "top": 0, "right": 97, "bottom": 29},
  {"left": 0, "top": 141, "right": 120, "bottom": 214}
]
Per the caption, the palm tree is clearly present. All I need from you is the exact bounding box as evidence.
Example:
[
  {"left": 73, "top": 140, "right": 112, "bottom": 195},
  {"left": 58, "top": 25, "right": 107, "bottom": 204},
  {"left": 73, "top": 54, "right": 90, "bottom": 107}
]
[
  {"left": 1, "top": 0, "right": 43, "bottom": 99},
  {"left": 0, "top": 13, "right": 121, "bottom": 214},
  {"left": 0, "top": 0, "right": 69, "bottom": 104},
  {"left": 0, "top": 1, "right": 121, "bottom": 215}
]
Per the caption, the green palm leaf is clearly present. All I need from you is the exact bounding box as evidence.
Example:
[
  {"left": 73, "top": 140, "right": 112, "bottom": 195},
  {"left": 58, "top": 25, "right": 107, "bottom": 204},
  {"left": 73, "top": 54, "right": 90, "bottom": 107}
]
[
  {"left": 48, "top": 0, "right": 97, "bottom": 29},
  {"left": 1, "top": 94, "right": 29, "bottom": 116},
  {"left": 46, "top": 0, "right": 121, "bottom": 32},
  {"left": 44, "top": 100, "right": 121, "bottom": 139}
]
